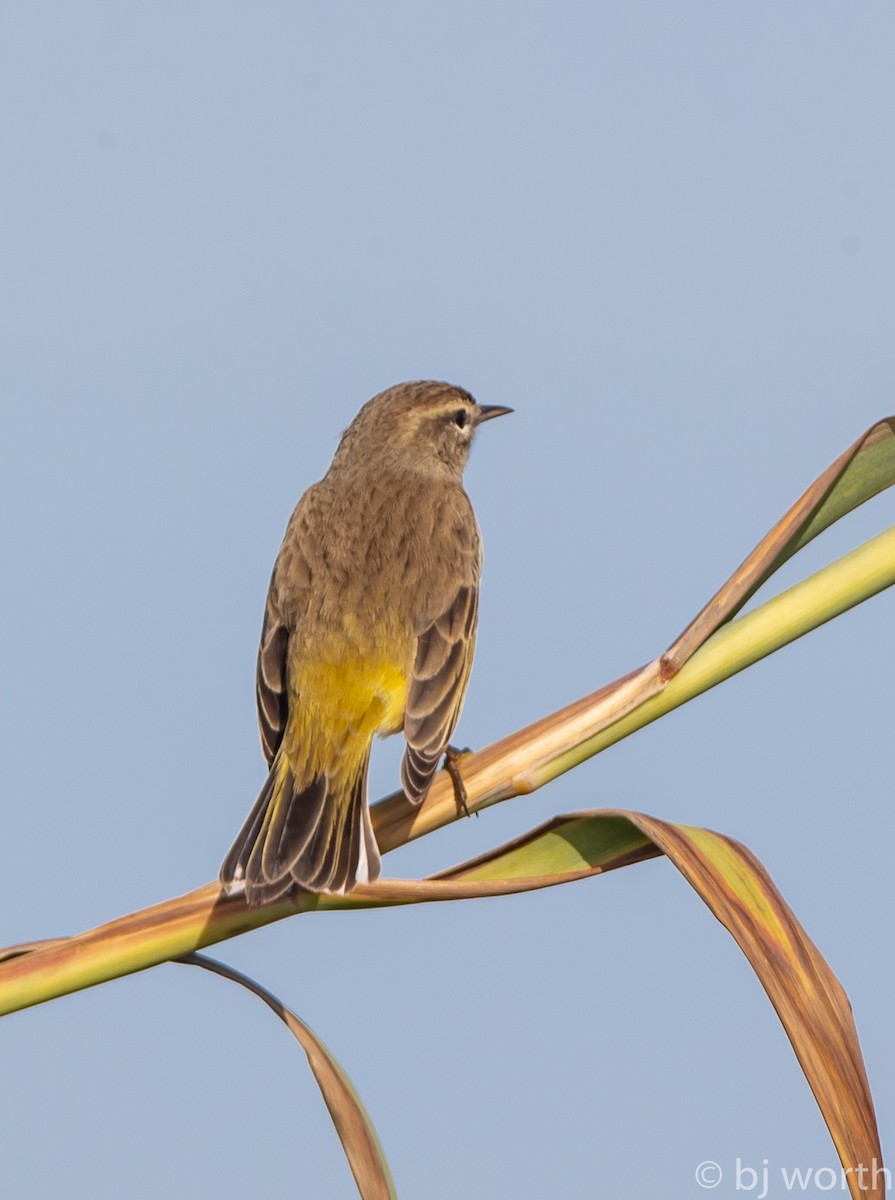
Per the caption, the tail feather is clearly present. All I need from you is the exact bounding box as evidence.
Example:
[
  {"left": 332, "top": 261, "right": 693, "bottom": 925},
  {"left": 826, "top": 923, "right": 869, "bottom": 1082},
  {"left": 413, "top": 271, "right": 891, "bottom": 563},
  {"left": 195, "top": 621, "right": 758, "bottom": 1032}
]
[
  {"left": 294, "top": 758, "right": 374, "bottom": 893},
  {"left": 219, "top": 769, "right": 276, "bottom": 884},
  {"left": 220, "top": 754, "right": 381, "bottom": 903},
  {"left": 259, "top": 768, "right": 326, "bottom": 881}
]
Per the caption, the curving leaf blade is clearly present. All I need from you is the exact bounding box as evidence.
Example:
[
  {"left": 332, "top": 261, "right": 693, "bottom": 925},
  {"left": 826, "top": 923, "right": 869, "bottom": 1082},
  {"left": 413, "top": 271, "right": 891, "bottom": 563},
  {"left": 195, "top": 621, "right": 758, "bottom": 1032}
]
[
  {"left": 339, "top": 811, "right": 884, "bottom": 1199},
  {"left": 626, "top": 814, "right": 882, "bottom": 1200},
  {"left": 418, "top": 811, "right": 884, "bottom": 1200},
  {"left": 179, "top": 953, "right": 397, "bottom": 1200},
  {"left": 664, "top": 417, "right": 895, "bottom": 670}
]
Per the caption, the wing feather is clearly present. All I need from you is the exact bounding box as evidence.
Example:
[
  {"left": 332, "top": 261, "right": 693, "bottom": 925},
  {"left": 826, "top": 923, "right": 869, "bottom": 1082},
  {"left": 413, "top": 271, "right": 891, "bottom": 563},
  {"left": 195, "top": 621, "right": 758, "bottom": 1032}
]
[
  {"left": 401, "top": 583, "right": 479, "bottom": 804},
  {"left": 256, "top": 586, "right": 290, "bottom": 766}
]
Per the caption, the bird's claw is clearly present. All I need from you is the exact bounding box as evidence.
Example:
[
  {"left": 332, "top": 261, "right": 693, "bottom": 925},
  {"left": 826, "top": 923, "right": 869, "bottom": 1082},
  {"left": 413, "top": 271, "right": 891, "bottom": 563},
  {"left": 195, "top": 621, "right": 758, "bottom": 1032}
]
[{"left": 443, "top": 744, "right": 475, "bottom": 818}]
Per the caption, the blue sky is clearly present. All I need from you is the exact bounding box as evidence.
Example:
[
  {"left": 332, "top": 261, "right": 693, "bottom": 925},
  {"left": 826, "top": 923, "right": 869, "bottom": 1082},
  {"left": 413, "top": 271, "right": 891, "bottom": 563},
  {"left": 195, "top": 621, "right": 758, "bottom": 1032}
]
[{"left": 1, "top": 4, "right": 893, "bottom": 1197}]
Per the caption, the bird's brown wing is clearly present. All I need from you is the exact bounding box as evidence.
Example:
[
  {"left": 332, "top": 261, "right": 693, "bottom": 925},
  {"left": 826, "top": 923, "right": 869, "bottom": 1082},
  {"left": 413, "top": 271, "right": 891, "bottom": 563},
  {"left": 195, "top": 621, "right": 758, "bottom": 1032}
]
[
  {"left": 255, "top": 493, "right": 317, "bottom": 766},
  {"left": 256, "top": 582, "right": 290, "bottom": 766},
  {"left": 401, "top": 582, "right": 479, "bottom": 804}
]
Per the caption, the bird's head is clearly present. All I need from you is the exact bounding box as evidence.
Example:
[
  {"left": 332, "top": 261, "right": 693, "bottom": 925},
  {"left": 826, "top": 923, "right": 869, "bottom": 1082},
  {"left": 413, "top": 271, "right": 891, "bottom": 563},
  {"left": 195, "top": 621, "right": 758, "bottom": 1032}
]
[{"left": 333, "top": 381, "right": 512, "bottom": 478}]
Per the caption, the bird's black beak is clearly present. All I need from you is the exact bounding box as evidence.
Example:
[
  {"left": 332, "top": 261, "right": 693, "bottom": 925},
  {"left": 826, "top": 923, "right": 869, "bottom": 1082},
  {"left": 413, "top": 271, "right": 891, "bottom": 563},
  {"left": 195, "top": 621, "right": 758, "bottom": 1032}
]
[{"left": 475, "top": 404, "right": 514, "bottom": 423}]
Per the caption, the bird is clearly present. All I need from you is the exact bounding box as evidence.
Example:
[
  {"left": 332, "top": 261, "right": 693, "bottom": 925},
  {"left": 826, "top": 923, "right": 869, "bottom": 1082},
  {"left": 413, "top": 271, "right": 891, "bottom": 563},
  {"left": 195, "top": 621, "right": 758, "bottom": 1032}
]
[{"left": 220, "top": 381, "right": 512, "bottom": 902}]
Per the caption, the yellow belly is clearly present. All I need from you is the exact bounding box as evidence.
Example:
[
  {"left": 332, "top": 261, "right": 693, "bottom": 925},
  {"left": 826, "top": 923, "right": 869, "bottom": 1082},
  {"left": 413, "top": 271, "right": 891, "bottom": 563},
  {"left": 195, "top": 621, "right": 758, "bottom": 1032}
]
[{"left": 284, "top": 652, "right": 410, "bottom": 782}]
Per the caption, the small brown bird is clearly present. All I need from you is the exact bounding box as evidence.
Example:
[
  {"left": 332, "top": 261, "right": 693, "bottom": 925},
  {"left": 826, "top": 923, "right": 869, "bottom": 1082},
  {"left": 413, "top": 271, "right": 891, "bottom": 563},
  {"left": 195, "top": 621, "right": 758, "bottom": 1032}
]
[{"left": 221, "top": 381, "right": 511, "bottom": 902}]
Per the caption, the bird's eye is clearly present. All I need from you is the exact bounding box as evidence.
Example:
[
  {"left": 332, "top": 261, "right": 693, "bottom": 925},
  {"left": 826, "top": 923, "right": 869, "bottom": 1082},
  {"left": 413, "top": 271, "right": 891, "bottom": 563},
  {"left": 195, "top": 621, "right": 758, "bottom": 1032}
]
[{"left": 453, "top": 409, "right": 468, "bottom": 429}]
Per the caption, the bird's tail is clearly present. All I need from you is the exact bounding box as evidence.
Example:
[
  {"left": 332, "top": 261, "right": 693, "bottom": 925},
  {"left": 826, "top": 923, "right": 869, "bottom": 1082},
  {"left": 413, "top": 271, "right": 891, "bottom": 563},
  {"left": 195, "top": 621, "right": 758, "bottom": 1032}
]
[{"left": 220, "top": 752, "right": 381, "bottom": 903}]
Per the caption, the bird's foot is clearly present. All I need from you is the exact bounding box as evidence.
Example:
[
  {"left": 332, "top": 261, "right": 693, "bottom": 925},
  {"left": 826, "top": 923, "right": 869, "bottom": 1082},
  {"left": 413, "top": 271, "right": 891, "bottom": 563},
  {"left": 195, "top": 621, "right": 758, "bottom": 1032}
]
[{"left": 443, "top": 745, "right": 476, "bottom": 818}]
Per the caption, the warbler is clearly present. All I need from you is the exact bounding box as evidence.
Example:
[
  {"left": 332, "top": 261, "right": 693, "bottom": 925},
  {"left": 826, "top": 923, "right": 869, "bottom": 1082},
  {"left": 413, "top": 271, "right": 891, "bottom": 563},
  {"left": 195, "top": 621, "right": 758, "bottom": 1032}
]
[{"left": 220, "top": 381, "right": 511, "bottom": 902}]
